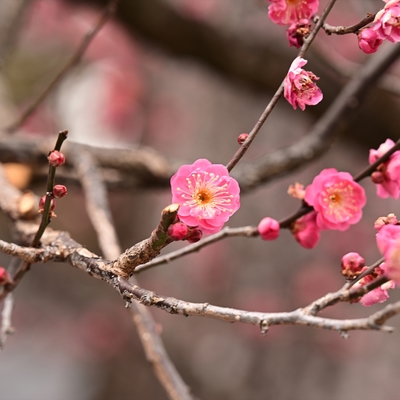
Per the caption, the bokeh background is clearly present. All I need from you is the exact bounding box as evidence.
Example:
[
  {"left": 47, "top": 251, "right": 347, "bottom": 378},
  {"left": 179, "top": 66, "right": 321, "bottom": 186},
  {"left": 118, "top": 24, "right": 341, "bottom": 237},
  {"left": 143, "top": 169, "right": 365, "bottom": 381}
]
[{"left": 0, "top": 0, "right": 400, "bottom": 399}]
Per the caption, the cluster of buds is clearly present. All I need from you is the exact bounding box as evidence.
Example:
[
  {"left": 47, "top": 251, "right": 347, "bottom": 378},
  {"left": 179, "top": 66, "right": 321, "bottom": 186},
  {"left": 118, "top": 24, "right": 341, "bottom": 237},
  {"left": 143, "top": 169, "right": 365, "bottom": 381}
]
[
  {"left": 167, "top": 220, "right": 203, "bottom": 243},
  {"left": 286, "top": 19, "right": 312, "bottom": 49},
  {"left": 38, "top": 151, "right": 68, "bottom": 216}
]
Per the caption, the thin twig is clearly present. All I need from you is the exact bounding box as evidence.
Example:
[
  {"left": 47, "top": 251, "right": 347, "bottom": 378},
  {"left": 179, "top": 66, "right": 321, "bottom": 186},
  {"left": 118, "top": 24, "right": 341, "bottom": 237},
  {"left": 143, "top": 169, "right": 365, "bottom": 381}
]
[
  {"left": 3, "top": 0, "right": 119, "bottom": 133},
  {"left": 314, "top": 13, "right": 376, "bottom": 36},
  {"left": 71, "top": 148, "right": 194, "bottom": 400},
  {"left": 225, "top": 0, "right": 337, "bottom": 172},
  {"left": 134, "top": 225, "right": 258, "bottom": 273}
]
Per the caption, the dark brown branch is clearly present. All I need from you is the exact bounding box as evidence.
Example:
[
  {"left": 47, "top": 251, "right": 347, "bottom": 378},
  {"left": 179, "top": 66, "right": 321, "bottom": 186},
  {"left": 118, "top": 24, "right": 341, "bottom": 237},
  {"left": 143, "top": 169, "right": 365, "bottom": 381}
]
[{"left": 3, "top": 0, "right": 119, "bottom": 133}]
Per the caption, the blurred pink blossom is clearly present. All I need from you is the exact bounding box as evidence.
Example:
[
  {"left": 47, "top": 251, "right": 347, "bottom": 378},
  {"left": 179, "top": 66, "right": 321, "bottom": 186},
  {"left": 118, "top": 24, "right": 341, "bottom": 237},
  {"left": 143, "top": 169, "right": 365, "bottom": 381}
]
[
  {"left": 291, "top": 211, "right": 320, "bottom": 248},
  {"left": 171, "top": 159, "right": 240, "bottom": 235},
  {"left": 352, "top": 264, "right": 395, "bottom": 307},
  {"left": 258, "top": 217, "right": 280, "bottom": 241},
  {"left": 286, "top": 19, "right": 311, "bottom": 48},
  {"left": 358, "top": 28, "right": 383, "bottom": 54},
  {"left": 304, "top": 168, "right": 366, "bottom": 231},
  {"left": 369, "top": 138, "right": 400, "bottom": 198},
  {"left": 283, "top": 57, "right": 323, "bottom": 111},
  {"left": 373, "top": 0, "right": 400, "bottom": 43},
  {"left": 341, "top": 252, "right": 365, "bottom": 279},
  {"left": 268, "top": 0, "right": 319, "bottom": 25},
  {"left": 376, "top": 224, "right": 400, "bottom": 284}
]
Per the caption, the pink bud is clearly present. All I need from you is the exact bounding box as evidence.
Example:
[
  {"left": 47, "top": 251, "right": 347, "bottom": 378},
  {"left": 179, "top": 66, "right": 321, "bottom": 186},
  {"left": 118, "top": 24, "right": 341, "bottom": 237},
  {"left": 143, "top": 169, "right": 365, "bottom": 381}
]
[
  {"left": 0, "top": 267, "right": 10, "bottom": 285},
  {"left": 358, "top": 28, "right": 383, "bottom": 54},
  {"left": 187, "top": 228, "right": 203, "bottom": 243},
  {"left": 341, "top": 252, "right": 365, "bottom": 279},
  {"left": 48, "top": 150, "right": 65, "bottom": 167},
  {"left": 53, "top": 185, "right": 68, "bottom": 198},
  {"left": 371, "top": 171, "right": 384, "bottom": 184},
  {"left": 237, "top": 133, "right": 249, "bottom": 145},
  {"left": 167, "top": 222, "right": 188, "bottom": 241},
  {"left": 258, "top": 217, "right": 280, "bottom": 241},
  {"left": 39, "top": 196, "right": 56, "bottom": 212}
]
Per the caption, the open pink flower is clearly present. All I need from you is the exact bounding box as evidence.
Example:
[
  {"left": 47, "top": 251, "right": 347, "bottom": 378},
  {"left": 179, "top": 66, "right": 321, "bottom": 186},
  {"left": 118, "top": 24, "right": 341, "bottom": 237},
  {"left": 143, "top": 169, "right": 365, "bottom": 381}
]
[
  {"left": 376, "top": 224, "right": 400, "bottom": 284},
  {"left": 358, "top": 28, "right": 383, "bottom": 54},
  {"left": 171, "top": 159, "right": 240, "bottom": 235},
  {"left": 373, "top": 0, "right": 400, "bottom": 43},
  {"left": 304, "top": 168, "right": 366, "bottom": 231},
  {"left": 369, "top": 139, "right": 400, "bottom": 199},
  {"left": 283, "top": 57, "right": 323, "bottom": 111},
  {"left": 291, "top": 211, "right": 320, "bottom": 248},
  {"left": 268, "top": 0, "right": 319, "bottom": 25}
]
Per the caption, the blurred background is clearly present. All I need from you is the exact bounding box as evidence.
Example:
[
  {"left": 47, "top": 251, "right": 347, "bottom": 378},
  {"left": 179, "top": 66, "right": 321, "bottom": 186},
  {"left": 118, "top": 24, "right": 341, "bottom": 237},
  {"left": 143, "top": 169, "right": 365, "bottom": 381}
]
[{"left": 0, "top": 0, "right": 400, "bottom": 399}]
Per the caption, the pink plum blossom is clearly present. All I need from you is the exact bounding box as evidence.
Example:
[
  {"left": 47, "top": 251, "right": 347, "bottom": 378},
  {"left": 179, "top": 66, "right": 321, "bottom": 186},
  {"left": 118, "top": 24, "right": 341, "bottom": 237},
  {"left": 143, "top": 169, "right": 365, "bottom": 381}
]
[
  {"left": 341, "top": 252, "right": 365, "bottom": 279},
  {"left": 171, "top": 159, "right": 240, "bottom": 235},
  {"left": 358, "top": 28, "right": 383, "bottom": 54},
  {"left": 283, "top": 57, "right": 323, "bottom": 111},
  {"left": 286, "top": 19, "right": 311, "bottom": 48},
  {"left": 352, "top": 264, "right": 395, "bottom": 307},
  {"left": 369, "top": 139, "right": 400, "bottom": 199},
  {"left": 258, "top": 217, "right": 280, "bottom": 241},
  {"left": 167, "top": 222, "right": 189, "bottom": 241},
  {"left": 376, "top": 224, "right": 400, "bottom": 284},
  {"left": 268, "top": 0, "right": 319, "bottom": 26},
  {"left": 373, "top": 0, "right": 400, "bottom": 43},
  {"left": 304, "top": 168, "right": 366, "bottom": 231},
  {"left": 291, "top": 211, "right": 320, "bottom": 248}
]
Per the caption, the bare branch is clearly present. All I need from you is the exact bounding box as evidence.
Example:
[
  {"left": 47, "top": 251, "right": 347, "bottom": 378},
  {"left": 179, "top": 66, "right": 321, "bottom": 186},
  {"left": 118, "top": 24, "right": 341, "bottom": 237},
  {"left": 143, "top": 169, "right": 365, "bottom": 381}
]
[
  {"left": 72, "top": 148, "right": 194, "bottom": 400},
  {"left": 315, "top": 13, "right": 376, "bottom": 35}
]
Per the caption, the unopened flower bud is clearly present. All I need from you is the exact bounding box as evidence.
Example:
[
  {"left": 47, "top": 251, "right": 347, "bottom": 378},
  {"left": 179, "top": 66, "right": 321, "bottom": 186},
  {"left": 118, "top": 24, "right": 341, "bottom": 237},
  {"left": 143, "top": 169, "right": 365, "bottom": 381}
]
[
  {"left": 0, "top": 267, "right": 10, "bottom": 285},
  {"left": 371, "top": 171, "right": 384, "bottom": 184},
  {"left": 167, "top": 222, "right": 188, "bottom": 241},
  {"left": 39, "top": 195, "right": 56, "bottom": 212},
  {"left": 53, "top": 185, "right": 67, "bottom": 198},
  {"left": 341, "top": 252, "right": 365, "bottom": 279},
  {"left": 287, "top": 182, "right": 305, "bottom": 200},
  {"left": 358, "top": 28, "right": 383, "bottom": 54},
  {"left": 258, "top": 217, "right": 280, "bottom": 241},
  {"left": 48, "top": 150, "right": 65, "bottom": 167},
  {"left": 237, "top": 133, "right": 249, "bottom": 145},
  {"left": 187, "top": 228, "right": 203, "bottom": 243},
  {"left": 374, "top": 213, "right": 398, "bottom": 231}
]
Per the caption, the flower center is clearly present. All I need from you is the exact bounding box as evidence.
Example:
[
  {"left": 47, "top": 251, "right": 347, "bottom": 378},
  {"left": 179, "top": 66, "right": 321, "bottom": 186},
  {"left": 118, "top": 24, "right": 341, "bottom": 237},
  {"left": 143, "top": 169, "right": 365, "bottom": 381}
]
[
  {"left": 323, "top": 182, "right": 359, "bottom": 221},
  {"left": 176, "top": 171, "right": 234, "bottom": 218}
]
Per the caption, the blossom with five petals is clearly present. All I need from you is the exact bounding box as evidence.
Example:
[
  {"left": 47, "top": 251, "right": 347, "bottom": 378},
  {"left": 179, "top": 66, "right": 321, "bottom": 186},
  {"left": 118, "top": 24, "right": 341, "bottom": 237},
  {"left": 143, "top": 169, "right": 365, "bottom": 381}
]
[
  {"left": 171, "top": 159, "right": 240, "bottom": 235},
  {"left": 373, "top": 0, "right": 400, "bottom": 43},
  {"left": 304, "top": 168, "right": 366, "bottom": 231}
]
